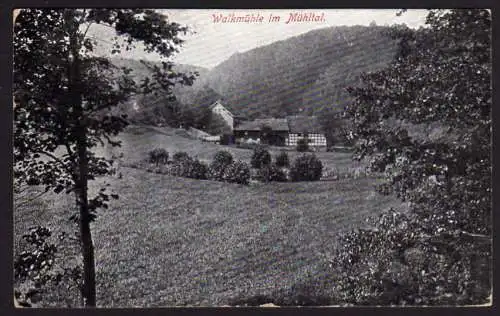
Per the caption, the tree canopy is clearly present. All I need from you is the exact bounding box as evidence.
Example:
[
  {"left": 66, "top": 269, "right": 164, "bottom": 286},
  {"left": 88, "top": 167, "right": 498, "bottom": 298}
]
[
  {"left": 333, "top": 9, "right": 492, "bottom": 305},
  {"left": 13, "top": 9, "right": 196, "bottom": 306}
]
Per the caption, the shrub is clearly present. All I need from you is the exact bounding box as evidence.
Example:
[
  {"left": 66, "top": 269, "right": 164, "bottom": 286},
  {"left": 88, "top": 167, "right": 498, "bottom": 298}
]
[
  {"left": 250, "top": 145, "right": 271, "bottom": 169},
  {"left": 296, "top": 138, "right": 309, "bottom": 152},
  {"left": 171, "top": 157, "right": 202, "bottom": 178},
  {"left": 256, "top": 163, "right": 288, "bottom": 182},
  {"left": 148, "top": 148, "right": 169, "bottom": 165},
  {"left": 290, "top": 154, "right": 323, "bottom": 181},
  {"left": 168, "top": 160, "right": 189, "bottom": 177},
  {"left": 330, "top": 208, "right": 491, "bottom": 305},
  {"left": 223, "top": 160, "right": 251, "bottom": 185},
  {"left": 15, "top": 226, "right": 82, "bottom": 307},
  {"left": 213, "top": 150, "right": 234, "bottom": 166},
  {"left": 208, "top": 150, "right": 234, "bottom": 181},
  {"left": 275, "top": 151, "right": 290, "bottom": 167},
  {"left": 186, "top": 159, "right": 208, "bottom": 180},
  {"left": 158, "top": 155, "right": 208, "bottom": 180},
  {"left": 172, "top": 151, "right": 190, "bottom": 162}
]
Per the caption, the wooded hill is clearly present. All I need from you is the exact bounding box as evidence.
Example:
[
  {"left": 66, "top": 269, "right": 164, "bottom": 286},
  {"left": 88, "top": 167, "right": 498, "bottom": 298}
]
[{"left": 113, "top": 24, "right": 401, "bottom": 125}]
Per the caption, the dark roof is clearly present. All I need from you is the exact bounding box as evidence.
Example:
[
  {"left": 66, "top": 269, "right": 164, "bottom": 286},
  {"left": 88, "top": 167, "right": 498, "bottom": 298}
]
[
  {"left": 233, "top": 115, "right": 248, "bottom": 120},
  {"left": 234, "top": 118, "right": 289, "bottom": 132},
  {"left": 286, "top": 115, "right": 324, "bottom": 134}
]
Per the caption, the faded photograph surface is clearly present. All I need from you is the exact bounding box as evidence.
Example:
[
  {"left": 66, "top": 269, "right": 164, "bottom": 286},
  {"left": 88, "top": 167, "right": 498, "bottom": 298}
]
[{"left": 13, "top": 9, "right": 492, "bottom": 307}]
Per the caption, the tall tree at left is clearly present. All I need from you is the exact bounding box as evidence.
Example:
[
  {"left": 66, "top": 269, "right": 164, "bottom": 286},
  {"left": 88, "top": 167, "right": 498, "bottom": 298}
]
[{"left": 13, "top": 9, "right": 196, "bottom": 307}]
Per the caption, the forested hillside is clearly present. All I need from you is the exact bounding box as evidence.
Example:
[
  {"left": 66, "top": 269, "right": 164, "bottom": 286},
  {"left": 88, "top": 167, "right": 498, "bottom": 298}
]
[
  {"left": 113, "top": 24, "right": 401, "bottom": 125},
  {"left": 206, "top": 25, "right": 399, "bottom": 118},
  {"left": 109, "top": 58, "right": 220, "bottom": 127}
]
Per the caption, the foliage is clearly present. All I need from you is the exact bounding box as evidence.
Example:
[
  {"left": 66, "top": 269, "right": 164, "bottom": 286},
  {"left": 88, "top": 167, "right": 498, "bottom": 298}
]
[
  {"left": 15, "top": 227, "right": 58, "bottom": 286},
  {"left": 208, "top": 150, "right": 234, "bottom": 181},
  {"left": 170, "top": 156, "right": 208, "bottom": 180},
  {"left": 330, "top": 208, "right": 491, "bottom": 305},
  {"left": 318, "top": 110, "right": 353, "bottom": 147},
  {"left": 256, "top": 163, "right": 288, "bottom": 183},
  {"left": 275, "top": 151, "right": 290, "bottom": 167},
  {"left": 127, "top": 156, "right": 208, "bottom": 180},
  {"left": 187, "top": 159, "right": 209, "bottom": 180},
  {"left": 222, "top": 161, "right": 251, "bottom": 185},
  {"left": 168, "top": 156, "right": 191, "bottom": 177},
  {"left": 250, "top": 145, "right": 272, "bottom": 169},
  {"left": 296, "top": 138, "right": 309, "bottom": 152},
  {"left": 13, "top": 8, "right": 196, "bottom": 306},
  {"left": 14, "top": 226, "right": 83, "bottom": 307},
  {"left": 337, "top": 9, "right": 492, "bottom": 305},
  {"left": 177, "top": 85, "right": 225, "bottom": 132},
  {"left": 148, "top": 148, "right": 169, "bottom": 165},
  {"left": 206, "top": 112, "right": 233, "bottom": 135},
  {"left": 172, "top": 151, "right": 190, "bottom": 162},
  {"left": 289, "top": 154, "right": 323, "bottom": 182},
  {"left": 123, "top": 72, "right": 215, "bottom": 129},
  {"left": 127, "top": 93, "right": 182, "bottom": 127}
]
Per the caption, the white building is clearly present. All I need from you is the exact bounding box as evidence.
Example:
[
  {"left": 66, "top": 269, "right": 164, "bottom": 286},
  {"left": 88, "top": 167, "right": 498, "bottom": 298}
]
[
  {"left": 209, "top": 100, "right": 234, "bottom": 131},
  {"left": 285, "top": 115, "right": 327, "bottom": 147}
]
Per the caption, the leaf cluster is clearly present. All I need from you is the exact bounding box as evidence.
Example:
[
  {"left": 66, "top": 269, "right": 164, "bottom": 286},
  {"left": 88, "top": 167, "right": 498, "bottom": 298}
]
[{"left": 335, "top": 9, "right": 492, "bottom": 305}]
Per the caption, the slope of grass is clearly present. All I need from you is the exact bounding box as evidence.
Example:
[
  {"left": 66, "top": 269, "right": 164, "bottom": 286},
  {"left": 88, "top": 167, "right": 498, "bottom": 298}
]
[
  {"left": 15, "top": 166, "right": 399, "bottom": 307},
  {"left": 14, "top": 124, "right": 400, "bottom": 307}
]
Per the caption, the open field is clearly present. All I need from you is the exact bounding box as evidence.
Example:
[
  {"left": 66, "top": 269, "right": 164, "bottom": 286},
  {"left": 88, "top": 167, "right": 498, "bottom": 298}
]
[
  {"left": 14, "top": 125, "right": 402, "bottom": 307},
  {"left": 105, "top": 125, "right": 360, "bottom": 171}
]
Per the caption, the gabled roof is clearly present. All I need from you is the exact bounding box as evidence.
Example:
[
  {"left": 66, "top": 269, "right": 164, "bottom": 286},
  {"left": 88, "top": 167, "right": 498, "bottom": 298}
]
[
  {"left": 209, "top": 100, "right": 225, "bottom": 110},
  {"left": 209, "top": 100, "right": 235, "bottom": 116},
  {"left": 286, "top": 115, "right": 324, "bottom": 134},
  {"left": 234, "top": 118, "right": 289, "bottom": 132}
]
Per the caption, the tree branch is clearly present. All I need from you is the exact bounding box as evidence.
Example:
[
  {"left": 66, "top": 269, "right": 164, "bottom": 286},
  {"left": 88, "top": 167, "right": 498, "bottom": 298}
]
[
  {"left": 460, "top": 231, "right": 490, "bottom": 239},
  {"left": 81, "top": 22, "right": 94, "bottom": 42},
  {"left": 36, "top": 150, "right": 73, "bottom": 175}
]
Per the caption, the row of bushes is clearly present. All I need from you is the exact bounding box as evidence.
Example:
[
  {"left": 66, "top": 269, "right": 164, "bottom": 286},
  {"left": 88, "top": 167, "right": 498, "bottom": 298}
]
[
  {"left": 146, "top": 148, "right": 251, "bottom": 185},
  {"left": 146, "top": 147, "right": 324, "bottom": 184},
  {"left": 149, "top": 149, "right": 194, "bottom": 165},
  {"left": 251, "top": 146, "right": 323, "bottom": 182},
  {"left": 251, "top": 146, "right": 290, "bottom": 168},
  {"left": 208, "top": 151, "right": 250, "bottom": 184}
]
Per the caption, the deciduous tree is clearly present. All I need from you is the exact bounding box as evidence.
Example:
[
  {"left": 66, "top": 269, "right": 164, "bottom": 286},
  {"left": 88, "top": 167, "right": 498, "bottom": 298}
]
[
  {"left": 334, "top": 9, "right": 492, "bottom": 305},
  {"left": 14, "top": 9, "right": 195, "bottom": 306}
]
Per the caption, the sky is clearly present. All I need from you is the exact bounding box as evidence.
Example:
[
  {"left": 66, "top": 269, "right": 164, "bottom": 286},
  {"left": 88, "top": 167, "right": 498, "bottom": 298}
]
[{"left": 88, "top": 9, "right": 429, "bottom": 69}]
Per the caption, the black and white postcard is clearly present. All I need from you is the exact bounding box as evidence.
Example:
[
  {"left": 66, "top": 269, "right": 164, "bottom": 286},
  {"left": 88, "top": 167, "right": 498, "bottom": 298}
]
[{"left": 12, "top": 8, "right": 492, "bottom": 307}]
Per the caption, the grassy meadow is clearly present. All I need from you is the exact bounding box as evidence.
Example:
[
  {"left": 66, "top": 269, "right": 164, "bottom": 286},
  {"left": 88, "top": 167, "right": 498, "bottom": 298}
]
[{"left": 14, "top": 125, "right": 402, "bottom": 307}]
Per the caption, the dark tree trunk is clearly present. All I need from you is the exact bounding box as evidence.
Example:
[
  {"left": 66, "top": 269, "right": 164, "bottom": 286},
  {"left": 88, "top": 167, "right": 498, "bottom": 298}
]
[
  {"left": 67, "top": 13, "right": 97, "bottom": 306},
  {"left": 70, "top": 128, "right": 97, "bottom": 308},
  {"left": 77, "top": 135, "right": 97, "bottom": 307}
]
